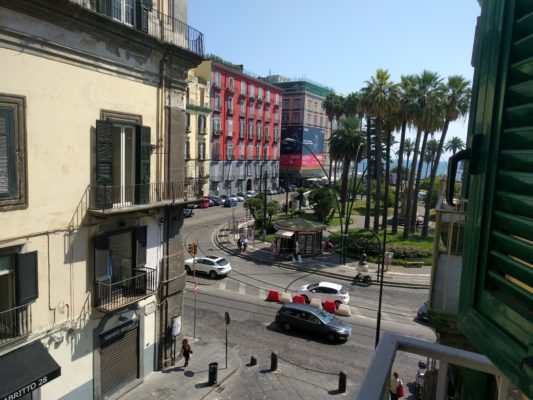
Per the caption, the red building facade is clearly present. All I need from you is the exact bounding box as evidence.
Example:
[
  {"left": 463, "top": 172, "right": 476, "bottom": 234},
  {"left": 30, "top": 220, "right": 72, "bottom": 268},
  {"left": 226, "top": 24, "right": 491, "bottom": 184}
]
[{"left": 199, "top": 60, "right": 282, "bottom": 195}]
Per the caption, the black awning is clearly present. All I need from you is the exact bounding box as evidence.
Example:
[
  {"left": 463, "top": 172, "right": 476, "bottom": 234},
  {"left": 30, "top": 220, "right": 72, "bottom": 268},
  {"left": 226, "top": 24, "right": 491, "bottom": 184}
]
[{"left": 0, "top": 341, "right": 61, "bottom": 399}]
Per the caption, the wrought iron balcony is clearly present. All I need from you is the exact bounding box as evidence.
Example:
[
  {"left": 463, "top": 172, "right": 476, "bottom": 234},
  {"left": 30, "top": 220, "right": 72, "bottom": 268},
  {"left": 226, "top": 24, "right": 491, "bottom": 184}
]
[
  {"left": 86, "top": 181, "right": 197, "bottom": 215},
  {"left": 96, "top": 267, "right": 157, "bottom": 312},
  {"left": 0, "top": 304, "right": 31, "bottom": 343},
  {"left": 69, "top": 0, "right": 204, "bottom": 57}
]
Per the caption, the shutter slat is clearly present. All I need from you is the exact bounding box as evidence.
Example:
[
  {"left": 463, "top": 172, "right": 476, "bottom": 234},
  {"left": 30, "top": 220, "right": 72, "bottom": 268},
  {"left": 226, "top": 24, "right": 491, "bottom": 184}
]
[
  {"left": 497, "top": 170, "right": 533, "bottom": 194},
  {"left": 487, "top": 270, "right": 533, "bottom": 308},
  {"left": 493, "top": 210, "right": 533, "bottom": 241},
  {"left": 502, "top": 127, "right": 533, "bottom": 149},
  {"left": 136, "top": 226, "right": 147, "bottom": 267},
  {"left": 495, "top": 191, "right": 533, "bottom": 217},
  {"left": 95, "top": 120, "right": 114, "bottom": 209},
  {"left": 490, "top": 244, "right": 533, "bottom": 288},
  {"left": 94, "top": 235, "right": 110, "bottom": 281}
]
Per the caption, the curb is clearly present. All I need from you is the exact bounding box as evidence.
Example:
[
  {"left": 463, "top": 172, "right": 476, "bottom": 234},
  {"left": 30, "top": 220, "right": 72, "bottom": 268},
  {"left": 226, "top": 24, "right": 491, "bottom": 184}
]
[
  {"left": 214, "top": 226, "right": 430, "bottom": 290},
  {"left": 199, "top": 363, "right": 241, "bottom": 400}
]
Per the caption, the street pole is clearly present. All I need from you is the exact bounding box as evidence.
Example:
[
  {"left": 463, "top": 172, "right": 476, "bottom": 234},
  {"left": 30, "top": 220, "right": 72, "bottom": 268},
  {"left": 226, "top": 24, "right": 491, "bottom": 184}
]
[
  {"left": 263, "top": 168, "right": 267, "bottom": 241},
  {"left": 193, "top": 252, "right": 197, "bottom": 339}
]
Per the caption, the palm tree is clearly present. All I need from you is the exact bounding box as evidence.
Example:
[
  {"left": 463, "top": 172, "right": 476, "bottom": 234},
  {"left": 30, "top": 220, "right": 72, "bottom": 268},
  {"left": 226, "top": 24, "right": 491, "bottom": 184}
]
[
  {"left": 445, "top": 136, "right": 466, "bottom": 155},
  {"left": 361, "top": 69, "right": 399, "bottom": 233},
  {"left": 424, "top": 138, "right": 439, "bottom": 178},
  {"left": 421, "top": 76, "right": 471, "bottom": 238},
  {"left": 381, "top": 120, "right": 397, "bottom": 230},
  {"left": 403, "top": 71, "right": 443, "bottom": 239},
  {"left": 322, "top": 93, "right": 338, "bottom": 184},
  {"left": 329, "top": 117, "right": 365, "bottom": 217},
  {"left": 403, "top": 138, "right": 415, "bottom": 173},
  {"left": 391, "top": 75, "right": 417, "bottom": 234}
]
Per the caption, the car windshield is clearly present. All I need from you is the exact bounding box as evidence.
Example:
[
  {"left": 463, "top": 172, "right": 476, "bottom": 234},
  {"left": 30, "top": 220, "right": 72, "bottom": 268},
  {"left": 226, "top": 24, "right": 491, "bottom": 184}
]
[
  {"left": 340, "top": 287, "right": 348, "bottom": 294},
  {"left": 307, "top": 283, "right": 319, "bottom": 290},
  {"left": 216, "top": 258, "right": 229, "bottom": 266},
  {"left": 316, "top": 310, "right": 334, "bottom": 324}
]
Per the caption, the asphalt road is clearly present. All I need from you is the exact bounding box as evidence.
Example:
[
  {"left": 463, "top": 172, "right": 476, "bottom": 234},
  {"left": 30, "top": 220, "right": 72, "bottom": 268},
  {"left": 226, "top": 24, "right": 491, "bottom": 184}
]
[{"left": 181, "top": 202, "right": 435, "bottom": 398}]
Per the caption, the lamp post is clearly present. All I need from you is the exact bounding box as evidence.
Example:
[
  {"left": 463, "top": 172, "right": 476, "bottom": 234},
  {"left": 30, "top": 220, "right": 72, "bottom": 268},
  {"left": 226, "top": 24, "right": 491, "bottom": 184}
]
[
  {"left": 283, "top": 137, "right": 344, "bottom": 264},
  {"left": 356, "top": 228, "right": 387, "bottom": 348}
]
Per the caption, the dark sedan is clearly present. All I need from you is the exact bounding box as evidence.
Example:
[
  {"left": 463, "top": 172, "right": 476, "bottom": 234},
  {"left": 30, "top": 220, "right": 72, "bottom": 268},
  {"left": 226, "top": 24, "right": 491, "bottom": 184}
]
[{"left": 275, "top": 303, "right": 351, "bottom": 343}]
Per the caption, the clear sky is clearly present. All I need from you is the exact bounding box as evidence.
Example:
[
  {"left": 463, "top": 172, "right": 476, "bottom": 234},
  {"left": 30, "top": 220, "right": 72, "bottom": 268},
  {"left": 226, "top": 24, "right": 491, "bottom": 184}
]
[{"left": 189, "top": 0, "right": 481, "bottom": 150}]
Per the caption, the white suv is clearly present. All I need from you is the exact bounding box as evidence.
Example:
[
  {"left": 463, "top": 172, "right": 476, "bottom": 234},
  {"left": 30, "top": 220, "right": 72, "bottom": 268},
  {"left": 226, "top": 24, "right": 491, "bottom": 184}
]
[
  {"left": 184, "top": 255, "right": 232, "bottom": 279},
  {"left": 297, "top": 282, "right": 350, "bottom": 308}
]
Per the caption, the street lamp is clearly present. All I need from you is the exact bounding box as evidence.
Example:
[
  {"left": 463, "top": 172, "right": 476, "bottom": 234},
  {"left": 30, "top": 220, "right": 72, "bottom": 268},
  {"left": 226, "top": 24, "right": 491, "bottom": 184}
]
[{"left": 283, "top": 137, "right": 344, "bottom": 264}]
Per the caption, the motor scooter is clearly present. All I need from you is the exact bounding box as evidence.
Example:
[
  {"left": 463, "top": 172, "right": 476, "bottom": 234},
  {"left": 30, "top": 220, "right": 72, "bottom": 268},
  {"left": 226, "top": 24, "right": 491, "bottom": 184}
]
[
  {"left": 353, "top": 272, "right": 372, "bottom": 286},
  {"left": 415, "top": 360, "right": 427, "bottom": 399}
]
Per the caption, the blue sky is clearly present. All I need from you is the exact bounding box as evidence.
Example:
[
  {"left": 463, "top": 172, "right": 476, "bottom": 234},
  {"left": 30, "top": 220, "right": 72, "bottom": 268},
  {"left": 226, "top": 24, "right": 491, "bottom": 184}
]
[{"left": 189, "top": 0, "right": 480, "bottom": 149}]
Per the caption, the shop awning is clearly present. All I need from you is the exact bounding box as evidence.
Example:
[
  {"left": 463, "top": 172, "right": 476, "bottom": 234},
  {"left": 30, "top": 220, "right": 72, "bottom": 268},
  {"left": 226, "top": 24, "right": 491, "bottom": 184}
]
[
  {"left": 0, "top": 341, "right": 61, "bottom": 399},
  {"left": 275, "top": 229, "right": 295, "bottom": 238}
]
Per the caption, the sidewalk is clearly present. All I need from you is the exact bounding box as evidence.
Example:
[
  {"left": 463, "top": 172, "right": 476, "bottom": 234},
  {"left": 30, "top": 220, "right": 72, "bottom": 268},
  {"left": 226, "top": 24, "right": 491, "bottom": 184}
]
[
  {"left": 120, "top": 336, "right": 240, "bottom": 400},
  {"left": 216, "top": 225, "right": 431, "bottom": 289}
]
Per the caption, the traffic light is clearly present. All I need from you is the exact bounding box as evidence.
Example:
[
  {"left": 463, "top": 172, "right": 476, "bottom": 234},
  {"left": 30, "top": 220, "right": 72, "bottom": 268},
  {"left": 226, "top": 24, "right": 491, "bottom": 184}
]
[{"left": 187, "top": 243, "right": 198, "bottom": 256}]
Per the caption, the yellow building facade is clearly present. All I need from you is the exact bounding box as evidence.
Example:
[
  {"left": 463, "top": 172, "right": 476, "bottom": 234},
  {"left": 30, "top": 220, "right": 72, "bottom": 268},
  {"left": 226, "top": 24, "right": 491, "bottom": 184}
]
[{"left": 0, "top": 1, "right": 203, "bottom": 399}]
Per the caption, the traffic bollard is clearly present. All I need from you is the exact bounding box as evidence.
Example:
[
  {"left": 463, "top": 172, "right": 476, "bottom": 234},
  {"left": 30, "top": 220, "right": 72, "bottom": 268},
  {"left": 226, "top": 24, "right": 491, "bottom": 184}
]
[
  {"left": 271, "top": 352, "right": 278, "bottom": 371},
  {"left": 250, "top": 356, "right": 257, "bottom": 366},
  {"left": 338, "top": 370, "right": 347, "bottom": 393}
]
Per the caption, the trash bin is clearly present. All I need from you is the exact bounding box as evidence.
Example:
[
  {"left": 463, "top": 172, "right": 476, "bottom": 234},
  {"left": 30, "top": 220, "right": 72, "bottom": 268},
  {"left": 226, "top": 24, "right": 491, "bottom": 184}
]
[{"left": 208, "top": 362, "right": 218, "bottom": 385}]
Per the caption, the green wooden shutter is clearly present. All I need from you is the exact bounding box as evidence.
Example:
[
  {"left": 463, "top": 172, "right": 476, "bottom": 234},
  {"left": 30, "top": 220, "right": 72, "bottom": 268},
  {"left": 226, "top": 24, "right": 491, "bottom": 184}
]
[
  {"left": 16, "top": 251, "right": 38, "bottom": 305},
  {"left": 0, "top": 107, "right": 15, "bottom": 197},
  {"left": 459, "top": 0, "right": 533, "bottom": 396},
  {"left": 135, "top": 125, "right": 151, "bottom": 205},
  {"left": 94, "top": 234, "right": 110, "bottom": 281},
  {"left": 136, "top": 226, "right": 147, "bottom": 267},
  {"left": 95, "top": 120, "right": 114, "bottom": 209}
]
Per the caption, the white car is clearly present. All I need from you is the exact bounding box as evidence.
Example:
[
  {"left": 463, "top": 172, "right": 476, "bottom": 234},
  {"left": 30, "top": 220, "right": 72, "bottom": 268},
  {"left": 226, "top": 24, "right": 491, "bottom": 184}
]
[
  {"left": 297, "top": 282, "right": 350, "bottom": 308},
  {"left": 184, "top": 255, "right": 232, "bottom": 279},
  {"left": 232, "top": 194, "right": 245, "bottom": 202}
]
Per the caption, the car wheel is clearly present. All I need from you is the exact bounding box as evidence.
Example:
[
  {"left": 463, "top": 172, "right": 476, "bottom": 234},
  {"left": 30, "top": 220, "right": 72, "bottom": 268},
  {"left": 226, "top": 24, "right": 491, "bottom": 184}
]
[
  {"left": 335, "top": 301, "right": 342, "bottom": 309},
  {"left": 209, "top": 270, "right": 217, "bottom": 279},
  {"left": 185, "top": 265, "right": 191, "bottom": 274},
  {"left": 282, "top": 322, "right": 291, "bottom": 332},
  {"left": 302, "top": 295, "right": 310, "bottom": 304},
  {"left": 326, "top": 332, "right": 337, "bottom": 343}
]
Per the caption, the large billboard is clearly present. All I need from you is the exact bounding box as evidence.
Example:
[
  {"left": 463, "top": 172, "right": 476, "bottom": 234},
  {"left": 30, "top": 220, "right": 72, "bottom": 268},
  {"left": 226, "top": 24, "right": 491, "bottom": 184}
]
[{"left": 280, "top": 126, "right": 324, "bottom": 169}]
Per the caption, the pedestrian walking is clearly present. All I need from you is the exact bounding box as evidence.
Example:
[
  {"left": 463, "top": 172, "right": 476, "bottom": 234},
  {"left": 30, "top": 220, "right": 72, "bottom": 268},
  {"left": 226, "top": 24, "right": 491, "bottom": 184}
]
[
  {"left": 237, "top": 237, "right": 242, "bottom": 252},
  {"left": 389, "top": 371, "right": 404, "bottom": 399},
  {"left": 181, "top": 338, "right": 193, "bottom": 367},
  {"left": 243, "top": 237, "right": 248, "bottom": 251}
]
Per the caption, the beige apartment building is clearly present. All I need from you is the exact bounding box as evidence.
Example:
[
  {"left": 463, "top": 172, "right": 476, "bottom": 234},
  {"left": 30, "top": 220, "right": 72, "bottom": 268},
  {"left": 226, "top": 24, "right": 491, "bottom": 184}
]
[
  {"left": 0, "top": 0, "right": 203, "bottom": 398},
  {"left": 185, "top": 71, "right": 211, "bottom": 197}
]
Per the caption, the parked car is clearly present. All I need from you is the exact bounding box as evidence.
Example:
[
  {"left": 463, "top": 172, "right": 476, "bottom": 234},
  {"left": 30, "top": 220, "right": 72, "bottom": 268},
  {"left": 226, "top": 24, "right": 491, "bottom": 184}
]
[
  {"left": 277, "top": 187, "right": 285, "bottom": 194},
  {"left": 266, "top": 189, "right": 276, "bottom": 195},
  {"left": 275, "top": 303, "right": 351, "bottom": 342},
  {"left": 297, "top": 282, "right": 350, "bottom": 308},
  {"left": 223, "top": 197, "right": 237, "bottom": 207},
  {"left": 210, "top": 196, "right": 222, "bottom": 206},
  {"left": 288, "top": 184, "right": 297, "bottom": 192},
  {"left": 183, "top": 208, "right": 194, "bottom": 218},
  {"left": 417, "top": 301, "right": 430, "bottom": 322},
  {"left": 246, "top": 190, "right": 257, "bottom": 198},
  {"left": 232, "top": 193, "right": 245, "bottom": 202},
  {"left": 219, "top": 195, "right": 228, "bottom": 205},
  {"left": 184, "top": 255, "right": 232, "bottom": 279},
  {"left": 237, "top": 191, "right": 247, "bottom": 200}
]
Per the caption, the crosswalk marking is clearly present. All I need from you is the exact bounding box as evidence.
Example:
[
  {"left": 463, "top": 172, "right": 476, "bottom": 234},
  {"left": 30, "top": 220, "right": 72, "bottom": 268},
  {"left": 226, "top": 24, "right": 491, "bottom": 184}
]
[{"left": 186, "top": 280, "right": 413, "bottom": 325}]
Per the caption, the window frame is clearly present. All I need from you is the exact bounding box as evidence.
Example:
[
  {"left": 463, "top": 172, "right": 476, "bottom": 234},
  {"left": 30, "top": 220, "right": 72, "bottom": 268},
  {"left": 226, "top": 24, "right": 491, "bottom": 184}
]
[{"left": 0, "top": 94, "right": 27, "bottom": 211}]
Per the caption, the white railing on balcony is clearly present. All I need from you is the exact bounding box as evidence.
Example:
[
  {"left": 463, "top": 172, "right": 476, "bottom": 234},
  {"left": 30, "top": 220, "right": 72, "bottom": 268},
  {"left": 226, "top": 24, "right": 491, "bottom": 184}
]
[{"left": 357, "top": 332, "right": 510, "bottom": 400}]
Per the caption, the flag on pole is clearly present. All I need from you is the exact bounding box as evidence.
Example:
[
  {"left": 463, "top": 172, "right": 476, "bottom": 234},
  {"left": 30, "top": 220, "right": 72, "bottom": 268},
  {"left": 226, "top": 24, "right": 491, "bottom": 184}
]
[{"left": 194, "top": 282, "right": 199, "bottom": 294}]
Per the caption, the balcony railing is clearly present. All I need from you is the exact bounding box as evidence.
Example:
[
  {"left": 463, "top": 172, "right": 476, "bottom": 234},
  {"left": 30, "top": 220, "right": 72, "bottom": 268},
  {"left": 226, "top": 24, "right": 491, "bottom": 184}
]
[
  {"left": 0, "top": 304, "right": 31, "bottom": 343},
  {"left": 87, "top": 181, "right": 197, "bottom": 213},
  {"left": 97, "top": 267, "right": 157, "bottom": 312},
  {"left": 70, "top": 0, "right": 204, "bottom": 57}
]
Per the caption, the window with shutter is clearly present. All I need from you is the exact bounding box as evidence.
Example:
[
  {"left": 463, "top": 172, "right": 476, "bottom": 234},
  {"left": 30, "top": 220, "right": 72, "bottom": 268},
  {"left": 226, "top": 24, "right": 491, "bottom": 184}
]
[
  {"left": 458, "top": 0, "right": 533, "bottom": 396},
  {"left": 135, "top": 125, "right": 150, "bottom": 205},
  {"left": 136, "top": 226, "right": 147, "bottom": 267},
  {"left": 16, "top": 251, "right": 38, "bottom": 306},
  {"left": 0, "top": 95, "right": 26, "bottom": 210}
]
